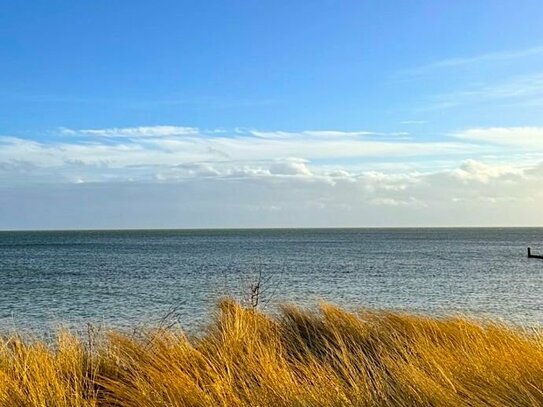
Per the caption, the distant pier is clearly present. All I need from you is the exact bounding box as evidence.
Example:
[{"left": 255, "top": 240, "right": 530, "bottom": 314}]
[{"left": 527, "top": 247, "right": 543, "bottom": 259}]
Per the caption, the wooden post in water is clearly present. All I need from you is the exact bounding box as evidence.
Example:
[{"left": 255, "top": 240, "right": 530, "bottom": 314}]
[{"left": 528, "top": 247, "right": 543, "bottom": 259}]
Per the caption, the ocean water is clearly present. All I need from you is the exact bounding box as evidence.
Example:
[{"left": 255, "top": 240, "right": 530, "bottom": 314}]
[{"left": 1, "top": 228, "right": 542, "bottom": 333}]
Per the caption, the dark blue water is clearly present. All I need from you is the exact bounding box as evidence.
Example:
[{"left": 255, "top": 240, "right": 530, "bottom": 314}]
[{"left": 1, "top": 228, "right": 542, "bottom": 333}]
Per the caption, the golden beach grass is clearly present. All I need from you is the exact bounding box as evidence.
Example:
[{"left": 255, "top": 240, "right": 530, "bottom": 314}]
[{"left": 0, "top": 301, "right": 542, "bottom": 406}]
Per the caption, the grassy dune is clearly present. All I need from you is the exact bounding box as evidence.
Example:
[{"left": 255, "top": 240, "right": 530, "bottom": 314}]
[{"left": 1, "top": 301, "right": 542, "bottom": 407}]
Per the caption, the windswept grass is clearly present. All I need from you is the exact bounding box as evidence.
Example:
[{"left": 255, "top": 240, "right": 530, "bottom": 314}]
[{"left": 1, "top": 301, "right": 542, "bottom": 406}]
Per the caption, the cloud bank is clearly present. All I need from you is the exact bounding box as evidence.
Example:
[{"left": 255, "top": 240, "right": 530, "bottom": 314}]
[{"left": 1, "top": 126, "right": 543, "bottom": 228}]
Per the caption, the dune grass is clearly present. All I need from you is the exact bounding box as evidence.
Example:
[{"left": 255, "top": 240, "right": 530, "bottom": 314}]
[{"left": 0, "top": 301, "right": 542, "bottom": 406}]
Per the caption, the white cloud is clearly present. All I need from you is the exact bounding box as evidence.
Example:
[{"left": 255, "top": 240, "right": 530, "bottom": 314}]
[
  {"left": 62, "top": 126, "right": 200, "bottom": 138},
  {"left": 2, "top": 125, "right": 543, "bottom": 227},
  {"left": 401, "top": 45, "right": 543, "bottom": 76},
  {"left": 0, "top": 127, "right": 481, "bottom": 183},
  {"left": 453, "top": 127, "right": 543, "bottom": 149},
  {"left": 269, "top": 158, "right": 312, "bottom": 176},
  {"left": 249, "top": 130, "right": 374, "bottom": 139},
  {"left": 422, "top": 72, "right": 543, "bottom": 110},
  {"left": 2, "top": 159, "right": 543, "bottom": 228},
  {"left": 1, "top": 125, "right": 541, "bottom": 187},
  {"left": 450, "top": 159, "right": 524, "bottom": 183}
]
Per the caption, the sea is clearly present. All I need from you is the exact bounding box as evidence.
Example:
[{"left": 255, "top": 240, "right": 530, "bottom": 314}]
[{"left": 1, "top": 228, "right": 542, "bottom": 334}]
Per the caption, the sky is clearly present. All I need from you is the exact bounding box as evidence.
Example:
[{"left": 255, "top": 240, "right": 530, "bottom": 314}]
[{"left": 2, "top": 0, "right": 543, "bottom": 229}]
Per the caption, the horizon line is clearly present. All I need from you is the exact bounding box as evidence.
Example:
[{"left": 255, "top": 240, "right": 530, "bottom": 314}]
[{"left": 2, "top": 225, "right": 543, "bottom": 232}]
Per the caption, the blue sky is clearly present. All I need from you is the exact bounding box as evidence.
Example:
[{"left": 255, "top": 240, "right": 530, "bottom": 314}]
[{"left": 2, "top": 1, "right": 543, "bottom": 228}]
